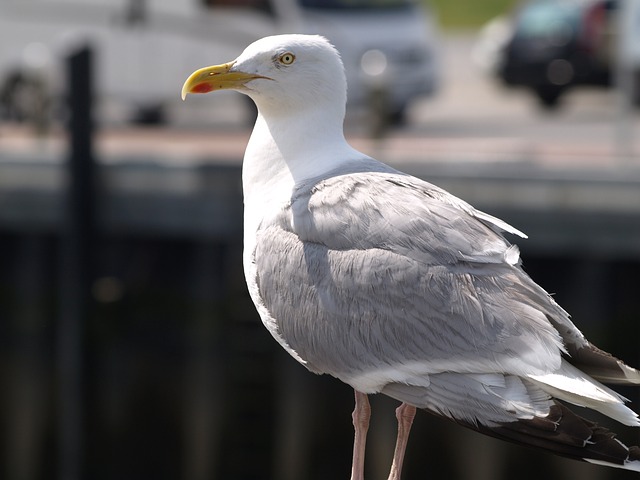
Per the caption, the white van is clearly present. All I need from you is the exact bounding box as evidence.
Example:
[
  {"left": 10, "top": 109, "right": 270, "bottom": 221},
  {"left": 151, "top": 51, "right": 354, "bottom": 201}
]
[{"left": 0, "top": 0, "right": 439, "bottom": 126}]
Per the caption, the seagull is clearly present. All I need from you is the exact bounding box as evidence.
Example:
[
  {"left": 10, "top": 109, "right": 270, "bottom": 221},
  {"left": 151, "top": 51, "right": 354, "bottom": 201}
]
[{"left": 182, "top": 34, "right": 640, "bottom": 478}]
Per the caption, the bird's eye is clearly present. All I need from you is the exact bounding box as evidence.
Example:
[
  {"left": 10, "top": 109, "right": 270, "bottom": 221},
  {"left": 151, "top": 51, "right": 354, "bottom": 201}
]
[{"left": 278, "top": 52, "right": 296, "bottom": 65}]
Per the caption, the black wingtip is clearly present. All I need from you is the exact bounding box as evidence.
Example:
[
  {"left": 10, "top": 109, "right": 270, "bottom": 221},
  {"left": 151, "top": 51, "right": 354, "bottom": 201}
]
[
  {"left": 568, "top": 343, "right": 640, "bottom": 385},
  {"left": 457, "top": 402, "right": 640, "bottom": 472}
]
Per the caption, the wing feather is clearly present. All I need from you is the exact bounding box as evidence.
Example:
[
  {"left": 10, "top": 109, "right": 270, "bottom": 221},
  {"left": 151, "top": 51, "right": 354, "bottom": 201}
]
[{"left": 254, "top": 172, "right": 567, "bottom": 387}]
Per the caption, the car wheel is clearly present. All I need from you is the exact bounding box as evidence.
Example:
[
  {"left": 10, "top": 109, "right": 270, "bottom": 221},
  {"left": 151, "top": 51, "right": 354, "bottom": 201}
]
[
  {"left": 0, "top": 70, "right": 52, "bottom": 130},
  {"left": 534, "top": 85, "right": 563, "bottom": 109},
  {"left": 132, "top": 103, "right": 167, "bottom": 125},
  {"left": 388, "top": 105, "right": 408, "bottom": 126}
]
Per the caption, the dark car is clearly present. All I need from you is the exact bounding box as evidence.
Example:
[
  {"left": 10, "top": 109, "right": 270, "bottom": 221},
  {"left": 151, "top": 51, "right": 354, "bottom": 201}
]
[{"left": 498, "top": 0, "right": 616, "bottom": 108}]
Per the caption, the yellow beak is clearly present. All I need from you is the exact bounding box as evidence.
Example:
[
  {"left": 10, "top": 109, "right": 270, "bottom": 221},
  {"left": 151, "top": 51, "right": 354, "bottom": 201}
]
[{"left": 181, "top": 61, "right": 270, "bottom": 100}]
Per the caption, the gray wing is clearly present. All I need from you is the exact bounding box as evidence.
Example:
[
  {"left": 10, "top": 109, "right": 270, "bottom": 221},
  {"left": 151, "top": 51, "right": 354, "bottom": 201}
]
[{"left": 253, "top": 171, "right": 631, "bottom": 391}]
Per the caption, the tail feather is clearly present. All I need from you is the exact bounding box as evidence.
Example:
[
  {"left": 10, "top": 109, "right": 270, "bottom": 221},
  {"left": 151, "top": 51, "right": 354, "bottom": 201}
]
[
  {"left": 528, "top": 359, "right": 640, "bottom": 427},
  {"left": 457, "top": 402, "right": 640, "bottom": 472}
]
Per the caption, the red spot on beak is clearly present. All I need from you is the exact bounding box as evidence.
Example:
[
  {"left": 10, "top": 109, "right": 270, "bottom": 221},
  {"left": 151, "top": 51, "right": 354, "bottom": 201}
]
[{"left": 192, "top": 83, "right": 214, "bottom": 94}]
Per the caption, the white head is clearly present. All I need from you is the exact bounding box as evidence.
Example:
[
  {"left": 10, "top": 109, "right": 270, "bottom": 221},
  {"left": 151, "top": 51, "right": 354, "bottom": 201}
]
[
  {"left": 182, "top": 34, "right": 364, "bottom": 191},
  {"left": 182, "top": 34, "right": 347, "bottom": 120}
]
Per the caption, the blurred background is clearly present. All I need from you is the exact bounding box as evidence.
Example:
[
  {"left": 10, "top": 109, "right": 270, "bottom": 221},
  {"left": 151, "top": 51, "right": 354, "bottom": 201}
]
[{"left": 1, "top": 0, "right": 640, "bottom": 479}]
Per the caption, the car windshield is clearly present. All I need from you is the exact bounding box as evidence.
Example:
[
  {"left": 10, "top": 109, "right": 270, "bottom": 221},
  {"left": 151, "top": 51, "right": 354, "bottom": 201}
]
[
  {"left": 516, "top": 2, "right": 580, "bottom": 37},
  {"left": 299, "top": 0, "right": 413, "bottom": 10}
]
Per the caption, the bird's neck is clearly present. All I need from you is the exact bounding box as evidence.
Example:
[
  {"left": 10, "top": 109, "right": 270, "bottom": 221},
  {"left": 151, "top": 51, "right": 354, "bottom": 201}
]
[{"left": 242, "top": 106, "right": 361, "bottom": 209}]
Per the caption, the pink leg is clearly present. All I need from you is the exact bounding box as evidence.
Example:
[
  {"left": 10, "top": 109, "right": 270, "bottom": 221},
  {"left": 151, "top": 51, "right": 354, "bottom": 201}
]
[
  {"left": 387, "top": 402, "right": 417, "bottom": 480},
  {"left": 350, "top": 390, "right": 371, "bottom": 480}
]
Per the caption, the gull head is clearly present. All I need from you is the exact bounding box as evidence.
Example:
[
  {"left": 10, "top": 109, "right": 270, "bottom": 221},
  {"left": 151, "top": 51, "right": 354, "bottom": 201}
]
[{"left": 182, "top": 34, "right": 347, "bottom": 118}]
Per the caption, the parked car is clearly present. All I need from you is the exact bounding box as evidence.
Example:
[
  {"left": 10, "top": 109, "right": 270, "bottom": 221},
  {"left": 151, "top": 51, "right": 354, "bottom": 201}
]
[
  {"left": 480, "top": 0, "right": 619, "bottom": 108},
  {"left": 0, "top": 0, "right": 439, "bottom": 127},
  {"left": 619, "top": 0, "right": 640, "bottom": 105}
]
